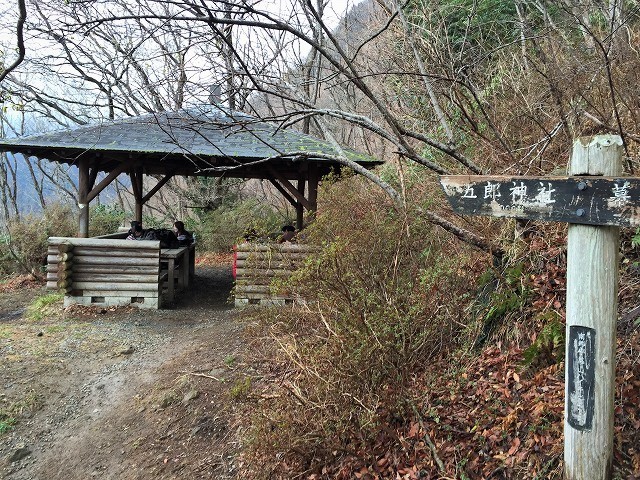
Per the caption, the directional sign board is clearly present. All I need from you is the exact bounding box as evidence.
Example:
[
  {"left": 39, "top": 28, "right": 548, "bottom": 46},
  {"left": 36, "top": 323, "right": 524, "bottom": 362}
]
[
  {"left": 439, "top": 137, "right": 628, "bottom": 479},
  {"left": 439, "top": 175, "right": 640, "bottom": 227}
]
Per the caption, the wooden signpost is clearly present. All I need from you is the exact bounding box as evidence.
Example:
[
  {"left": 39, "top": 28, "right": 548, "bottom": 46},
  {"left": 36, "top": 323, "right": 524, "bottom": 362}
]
[{"left": 440, "top": 135, "right": 625, "bottom": 480}]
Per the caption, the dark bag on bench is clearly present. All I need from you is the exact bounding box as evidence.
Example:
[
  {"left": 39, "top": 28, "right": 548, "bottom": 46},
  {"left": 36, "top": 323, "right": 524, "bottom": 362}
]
[{"left": 141, "top": 228, "right": 179, "bottom": 248}]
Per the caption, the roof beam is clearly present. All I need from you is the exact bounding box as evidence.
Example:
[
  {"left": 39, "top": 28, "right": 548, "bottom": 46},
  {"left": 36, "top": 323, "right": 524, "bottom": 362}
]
[
  {"left": 268, "top": 178, "right": 297, "bottom": 207},
  {"left": 88, "top": 165, "right": 98, "bottom": 191},
  {"left": 142, "top": 173, "right": 174, "bottom": 203},
  {"left": 268, "top": 166, "right": 312, "bottom": 210},
  {"left": 87, "top": 164, "right": 127, "bottom": 203}
]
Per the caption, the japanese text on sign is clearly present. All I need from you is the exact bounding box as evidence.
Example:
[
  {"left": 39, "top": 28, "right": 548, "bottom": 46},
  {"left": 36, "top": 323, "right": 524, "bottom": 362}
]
[
  {"left": 439, "top": 175, "right": 640, "bottom": 227},
  {"left": 567, "top": 326, "right": 596, "bottom": 431},
  {"left": 460, "top": 181, "right": 556, "bottom": 206}
]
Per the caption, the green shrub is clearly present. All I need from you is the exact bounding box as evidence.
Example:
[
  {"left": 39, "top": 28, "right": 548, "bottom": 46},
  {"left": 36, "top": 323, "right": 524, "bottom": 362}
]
[
  {"left": 229, "top": 377, "right": 251, "bottom": 400},
  {"left": 522, "top": 312, "right": 565, "bottom": 369},
  {"left": 245, "top": 175, "right": 482, "bottom": 471},
  {"left": 473, "top": 262, "right": 530, "bottom": 348},
  {"left": 88, "top": 204, "right": 127, "bottom": 237},
  {"left": 292, "top": 178, "right": 473, "bottom": 386},
  {"left": 2, "top": 203, "right": 76, "bottom": 275},
  {"left": 1, "top": 202, "right": 130, "bottom": 274},
  {"left": 0, "top": 416, "right": 16, "bottom": 434},
  {"left": 197, "top": 198, "right": 283, "bottom": 252}
]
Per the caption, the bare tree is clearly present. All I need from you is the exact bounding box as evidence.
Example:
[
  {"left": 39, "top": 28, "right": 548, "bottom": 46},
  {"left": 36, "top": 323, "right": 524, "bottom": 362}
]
[{"left": 2, "top": 0, "right": 639, "bottom": 254}]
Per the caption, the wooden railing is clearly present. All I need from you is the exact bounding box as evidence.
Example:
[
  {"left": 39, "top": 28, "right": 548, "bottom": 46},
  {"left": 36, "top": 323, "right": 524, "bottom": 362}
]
[
  {"left": 47, "top": 237, "right": 165, "bottom": 309},
  {"left": 233, "top": 242, "right": 316, "bottom": 306}
]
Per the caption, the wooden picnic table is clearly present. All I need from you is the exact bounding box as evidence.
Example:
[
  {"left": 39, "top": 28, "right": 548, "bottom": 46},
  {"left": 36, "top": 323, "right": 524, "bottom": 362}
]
[
  {"left": 160, "top": 246, "right": 190, "bottom": 303},
  {"left": 188, "top": 243, "right": 196, "bottom": 282}
]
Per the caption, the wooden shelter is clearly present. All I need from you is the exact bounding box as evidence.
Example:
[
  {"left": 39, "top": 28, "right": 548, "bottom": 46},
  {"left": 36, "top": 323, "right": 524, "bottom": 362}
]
[{"left": 0, "top": 105, "right": 382, "bottom": 234}]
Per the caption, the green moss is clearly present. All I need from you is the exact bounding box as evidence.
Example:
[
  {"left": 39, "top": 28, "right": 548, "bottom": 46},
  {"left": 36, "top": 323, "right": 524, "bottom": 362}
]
[
  {"left": 0, "top": 390, "right": 43, "bottom": 435},
  {"left": 522, "top": 312, "right": 565, "bottom": 369},
  {"left": 229, "top": 377, "right": 251, "bottom": 400},
  {"left": 0, "top": 418, "right": 16, "bottom": 434},
  {"left": 26, "top": 293, "right": 64, "bottom": 321}
]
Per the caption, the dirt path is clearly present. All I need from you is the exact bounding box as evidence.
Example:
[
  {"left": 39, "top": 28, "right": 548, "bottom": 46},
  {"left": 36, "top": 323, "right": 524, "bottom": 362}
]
[{"left": 0, "top": 265, "right": 247, "bottom": 480}]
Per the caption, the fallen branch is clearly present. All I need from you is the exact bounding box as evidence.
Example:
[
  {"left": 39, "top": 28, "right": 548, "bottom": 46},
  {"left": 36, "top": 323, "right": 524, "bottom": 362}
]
[
  {"left": 621, "top": 304, "right": 640, "bottom": 326},
  {"left": 259, "top": 393, "right": 281, "bottom": 399},
  {"left": 282, "top": 380, "right": 307, "bottom": 405},
  {"left": 410, "top": 403, "right": 446, "bottom": 475},
  {"left": 184, "top": 372, "right": 223, "bottom": 381}
]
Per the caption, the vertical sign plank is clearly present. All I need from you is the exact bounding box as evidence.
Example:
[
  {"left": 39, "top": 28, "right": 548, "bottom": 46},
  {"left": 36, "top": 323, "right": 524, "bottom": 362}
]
[
  {"left": 564, "top": 135, "right": 621, "bottom": 480},
  {"left": 567, "top": 326, "right": 596, "bottom": 431}
]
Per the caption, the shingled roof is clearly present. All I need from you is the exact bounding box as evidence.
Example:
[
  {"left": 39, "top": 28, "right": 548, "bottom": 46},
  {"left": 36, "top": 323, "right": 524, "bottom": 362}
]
[{"left": 0, "top": 105, "right": 381, "bottom": 180}]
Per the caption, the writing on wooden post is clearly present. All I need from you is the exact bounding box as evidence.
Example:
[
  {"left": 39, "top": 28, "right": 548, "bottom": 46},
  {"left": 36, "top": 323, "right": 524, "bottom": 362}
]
[
  {"left": 440, "top": 175, "right": 640, "bottom": 227},
  {"left": 567, "top": 326, "right": 596, "bottom": 431}
]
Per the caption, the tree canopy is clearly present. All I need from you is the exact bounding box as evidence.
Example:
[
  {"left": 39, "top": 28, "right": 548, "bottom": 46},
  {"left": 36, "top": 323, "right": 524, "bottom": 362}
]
[{"left": 1, "top": 0, "right": 639, "bottom": 251}]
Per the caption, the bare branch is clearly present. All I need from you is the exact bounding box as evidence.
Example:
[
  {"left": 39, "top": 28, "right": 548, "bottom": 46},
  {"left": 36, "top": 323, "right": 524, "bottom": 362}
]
[{"left": 0, "top": 0, "right": 27, "bottom": 83}]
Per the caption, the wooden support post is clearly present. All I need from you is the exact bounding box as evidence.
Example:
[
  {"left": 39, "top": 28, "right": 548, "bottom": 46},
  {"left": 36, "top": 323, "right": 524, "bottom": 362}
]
[
  {"left": 439, "top": 134, "right": 629, "bottom": 480},
  {"left": 135, "top": 203, "right": 143, "bottom": 223},
  {"left": 78, "top": 158, "right": 90, "bottom": 238},
  {"left": 296, "top": 177, "right": 305, "bottom": 231},
  {"left": 564, "top": 135, "right": 622, "bottom": 480},
  {"left": 307, "top": 163, "right": 319, "bottom": 221},
  {"left": 130, "top": 168, "right": 144, "bottom": 223}
]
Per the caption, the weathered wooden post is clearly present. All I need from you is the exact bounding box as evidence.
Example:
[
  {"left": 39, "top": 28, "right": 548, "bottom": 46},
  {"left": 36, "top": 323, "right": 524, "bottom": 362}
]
[
  {"left": 564, "top": 136, "right": 621, "bottom": 479},
  {"left": 296, "top": 175, "right": 306, "bottom": 231},
  {"left": 439, "top": 134, "right": 629, "bottom": 480},
  {"left": 130, "top": 167, "right": 144, "bottom": 224},
  {"left": 77, "top": 158, "right": 90, "bottom": 238}
]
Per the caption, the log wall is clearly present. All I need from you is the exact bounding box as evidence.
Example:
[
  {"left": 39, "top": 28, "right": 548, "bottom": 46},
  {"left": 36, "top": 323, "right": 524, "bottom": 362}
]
[
  {"left": 234, "top": 242, "right": 316, "bottom": 307},
  {"left": 47, "top": 237, "right": 163, "bottom": 309}
]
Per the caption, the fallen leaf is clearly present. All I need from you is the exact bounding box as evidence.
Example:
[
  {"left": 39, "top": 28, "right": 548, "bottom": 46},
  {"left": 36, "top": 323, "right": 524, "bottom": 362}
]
[
  {"left": 407, "top": 422, "right": 420, "bottom": 438},
  {"left": 508, "top": 438, "right": 521, "bottom": 455}
]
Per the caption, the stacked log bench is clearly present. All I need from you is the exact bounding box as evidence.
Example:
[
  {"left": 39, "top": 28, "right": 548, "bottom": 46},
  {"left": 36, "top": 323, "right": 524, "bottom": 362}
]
[
  {"left": 46, "top": 237, "right": 164, "bottom": 309},
  {"left": 234, "top": 242, "right": 315, "bottom": 307}
]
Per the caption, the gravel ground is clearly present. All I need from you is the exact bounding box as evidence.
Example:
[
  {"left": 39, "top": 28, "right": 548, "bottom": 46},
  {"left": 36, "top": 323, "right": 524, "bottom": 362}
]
[{"left": 0, "top": 265, "right": 247, "bottom": 480}]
